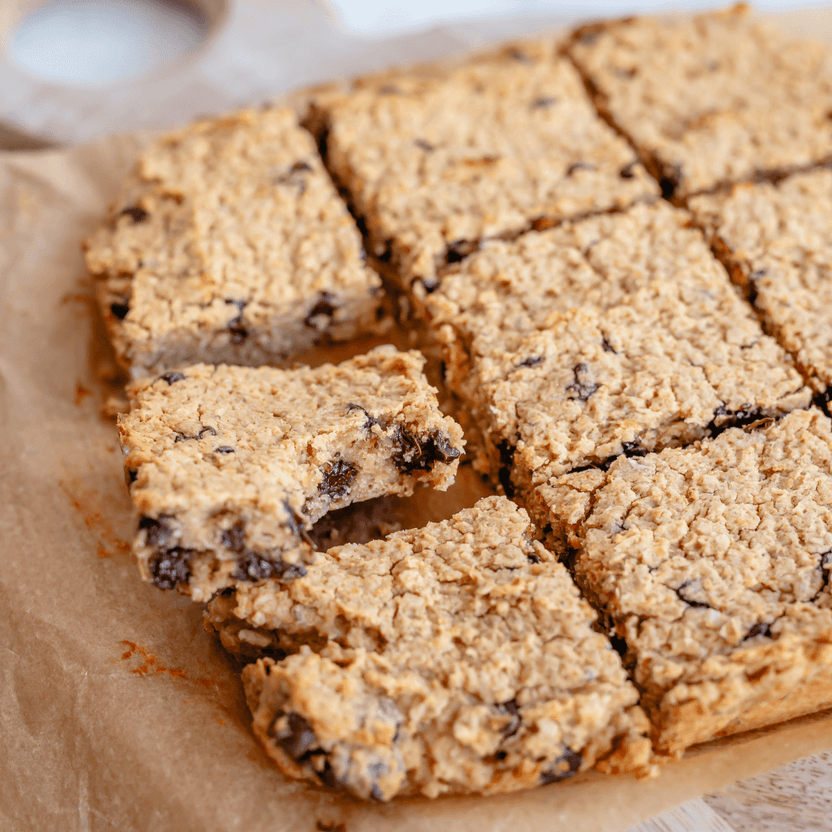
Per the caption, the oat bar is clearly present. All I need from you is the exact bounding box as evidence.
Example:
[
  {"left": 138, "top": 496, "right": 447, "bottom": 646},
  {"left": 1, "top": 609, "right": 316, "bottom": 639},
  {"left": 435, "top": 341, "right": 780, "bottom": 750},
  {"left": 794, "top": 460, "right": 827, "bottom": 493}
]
[
  {"left": 424, "top": 202, "right": 809, "bottom": 496},
  {"left": 208, "top": 497, "right": 652, "bottom": 799},
  {"left": 84, "top": 107, "right": 388, "bottom": 378},
  {"left": 689, "top": 168, "right": 832, "bottom": 396},
  {"left": 569, "top": 6, "right": 832, "bottom": 199},
  {"left": 119, "top": 347, "right": 464, "bottom": 601},
  {"left": 534, "top": 409, "right": 832, "bottom": 756},
  {"left": 311, "top": 39, "right": 657, "bottom": 290}
]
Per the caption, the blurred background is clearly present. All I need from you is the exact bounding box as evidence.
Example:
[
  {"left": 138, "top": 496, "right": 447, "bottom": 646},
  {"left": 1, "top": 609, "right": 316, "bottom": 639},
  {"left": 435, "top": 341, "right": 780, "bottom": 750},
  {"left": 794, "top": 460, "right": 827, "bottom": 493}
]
[{"left": 0, "top": 0, "right": 827, "bottom": 147}]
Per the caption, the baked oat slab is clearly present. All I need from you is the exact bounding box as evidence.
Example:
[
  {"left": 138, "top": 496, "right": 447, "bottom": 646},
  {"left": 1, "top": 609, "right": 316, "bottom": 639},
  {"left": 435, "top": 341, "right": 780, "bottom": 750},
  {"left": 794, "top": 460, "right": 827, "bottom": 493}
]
[
  {"left": 690, "top": 168, "right": 832, "bottom": 397},
  {"left": 207, "top": 497, "right": 652, "bottom": 799},
  {"left": 534, "top": 409, "right": 832, "bottom": 757},
  {"left": 311, "top": 39, "right": 657, "bottom": 291},
  {"left": 569, "top": 5, "right": 832, "bottom": 199},
  {"left": 119, "top": 347, "right": 463, "bottom": 601},
  {"left": 84, "top": 106, "right": 388, "bottom": 378},
  {"left": 423, "top": 201, "right": 810, "bottom": 497}
]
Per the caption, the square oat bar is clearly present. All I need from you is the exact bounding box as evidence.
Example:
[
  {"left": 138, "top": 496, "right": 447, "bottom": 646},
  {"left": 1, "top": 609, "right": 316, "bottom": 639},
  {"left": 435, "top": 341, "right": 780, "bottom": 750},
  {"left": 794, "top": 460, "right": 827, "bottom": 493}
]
[
  {"left": 119, "top": 347, "right": 463, "bottom": 601},
  {"left": 533, "top": 409, "right": 832, "bottom": 757},
  {"left": 569, "top": 6, "right": 832, "bottom": 199},
  {"left": 690, "top": 168, "right": 832, "bottom": 396},
  {"left": 207, "top": 497, "right": 653, "bottom": 799},
  {"left": 311, "top": 39, "right": 657, "bottom": 291},
  {"left": 424, "top": 202, "right": 809, "bottom": 496},
  {"left": 84, "top": 107, "right": 388, "bottom": 378}
]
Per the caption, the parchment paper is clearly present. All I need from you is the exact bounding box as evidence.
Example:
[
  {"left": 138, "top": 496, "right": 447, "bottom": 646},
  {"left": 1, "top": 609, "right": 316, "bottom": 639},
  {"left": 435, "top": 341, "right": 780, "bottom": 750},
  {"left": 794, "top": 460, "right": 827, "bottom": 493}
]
[{"left": 4, "top": 11, "right": 832, "bottom": 832}]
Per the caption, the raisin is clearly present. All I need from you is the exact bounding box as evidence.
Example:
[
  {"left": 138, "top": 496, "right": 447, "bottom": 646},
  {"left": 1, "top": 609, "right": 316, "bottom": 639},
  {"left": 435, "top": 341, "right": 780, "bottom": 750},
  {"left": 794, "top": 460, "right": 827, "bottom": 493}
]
[
  {"left": 221, "top": 522, "right": 246, "bottom": 553},
  {"left": 390, "top": 428, "right": 461, "bottom": 473},
  {"left": 269, "top": 712, "right": 319, "bottom": 761},
  {"left": 566, "top": 363, "right": 599, "bottom": 402},
  {"left": 675, "top": 580, "right": 710, "bottom": 609},
  {"left": 304, "top": 292, "right": 337, "bottom": 329},
  {"left": 110, "top": 302, "right": 130, "bottom": 319},
  {"left": 445, "top": 239, "right": 479, "bottom": 264},
  {"left": 149, "top": 547, "right": 194, "bottom": 590},
  {"left": 496, "top": 700, "right": 521, "bottom": 737},
  {"left": 619, "top": 162, "right": 637, "bottom": 179},
  {"left": 515, "top": 355, "right": 543, "bottom": 370},
  {"left": 120, "top": 206, "right": 149, "bottom": 223},
  {"left": 540, "top": 749, "right": 582, "bottom": 784},
  {"left": 214, "top": 446, "right": 235, "bottom": 454},
  {"left": 158, "top": 371, "right": 185, "bottom": 385},
  {"left": 139, "top": 515, "right": 173, "bottom": 549},
  {"left": 532, "top": 96, "right": 558, "bottom": 108},
  {"left": 319, "top": 458, "right": 358, "bottom": 500},
  {"left": 566, "top": 161, "right": 594, "bottom": 176},
  {"left": 744, "top": 622, "right": 773, "bottom": 640}
]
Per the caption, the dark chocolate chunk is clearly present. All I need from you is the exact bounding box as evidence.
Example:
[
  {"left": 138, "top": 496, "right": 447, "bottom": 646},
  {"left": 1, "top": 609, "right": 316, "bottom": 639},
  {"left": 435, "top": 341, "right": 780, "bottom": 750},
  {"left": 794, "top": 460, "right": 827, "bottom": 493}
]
[
  {"left": 566, "top": 363, "right": 599, "bottom": 402},
  {"left": 214, "top": 446, "right": 235, "bottom": 454},
  {"left": 540, "top": 749, "right": 582, "bottom": 784},
  {"left": 445, "top": 239, "right": 479, "bottom": 264},
  {"left": 149, "top": 547, "right": 194, "bottom": 590},
  {"left": 744, "top": 622, "right": 773, "bottom": 640},
  {"left": 158, "top": 371, "right": 185, "bottom": 385},
  {"left": 304, "top": 292, "right": 338, "bottom": 329},
  {"left": 496, "top": 700, "right": 521, "bottom": 737},
  {"left": 139, "top": 515, "right": 173, "bottom": 549},
  {"left": 619, "top": 162, "right": 638, "bottom": 179},
  {"left": 566, "top": 161, "right": 594, "bottom": 176},
  {"left": 120, "top": 206, "right": 149, "bottom": 223},
  {"left": 319, "top": 458, "right": 359, "bottom": 500},
  {"left": 110, "top": 301, "right": 130, "bottom": 319},
  {"left": 675, "top": 580, "right": 710, "bottom": 609},
  {"left": 221, "top": 522, "right": 246, "bottom": 553},
  {"left": 532, "top": 96, "right": 558, "bottom": 109},
  {"left": 414, "top": 139, "right": 434, "bottom": 151},
  {"left": 270, "top": 712, "right": 319, "bottom": 761},
  {"left": 390, "top": 428, "right": 461, "bottom": 474}
]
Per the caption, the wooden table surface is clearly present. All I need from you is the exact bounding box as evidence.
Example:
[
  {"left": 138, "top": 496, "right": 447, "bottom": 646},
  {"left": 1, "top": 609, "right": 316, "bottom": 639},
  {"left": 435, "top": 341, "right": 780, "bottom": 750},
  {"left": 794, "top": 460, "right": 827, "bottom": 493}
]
[{"left": 2, "top": 3, "right": 830, "bottom": 830}]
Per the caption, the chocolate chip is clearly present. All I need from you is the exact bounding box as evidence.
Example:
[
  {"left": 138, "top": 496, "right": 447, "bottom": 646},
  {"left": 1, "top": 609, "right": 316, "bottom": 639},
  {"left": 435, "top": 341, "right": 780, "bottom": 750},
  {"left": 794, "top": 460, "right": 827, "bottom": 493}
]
[
  {"left": 139, "top": 515, "right": 173, "bottom": 549},
  {"left": 744, "top": 622, "right": 773, "bottom": 640},
  {"left": 120, "top": 206, "right": 149, "bottom": 223},
  {"left": 270, "top": 712, "right": 319, "bottom": 761},
  {"left": 149, "top": 547, "right": 194, "bottom": 590},
  {"left": 540, "top": 749, "right": 582, "bottom": 784},
  {"left": 515, "top": 355, "right": 543, "bottom": 370},
  {"left": 158, "top": 371, "right": 185, "bottom": 385},
  {"left": 675, "top": 580, "right": 710, "bottom": 609},
  {"left": 566, "top": 162, "right": 594, "bottom": 176},
  {"left": 390, "top": 427, "right": 461, "bottom": 474},
  {"left": 221, "top": 522, "right": 246, "bottom": 553},
  {"left": 304, "top": 292, "right": 338, "bottom": 330},
  {"left": 445, "top": 239, "right": 479, "bottom": 264},
  {"left": 619, "top": 162, "right": 638, "bottom": 179},
  {"left": 319, "top": 458, "right": 358, "bottom": 500},
  {"left": 214, "top": 446, "right": 235, "bottom": 454},
  {"left": 532, "top": 96, "right": 558, "bottom": 109},
  {"left": 110, "top": 302, "right": 130, "bottom": 319},
  {"left": 566, "top": 363, "right": 599, "bottom": 402},
  {"left": 496, "top": 700, "right": 521, "bottom": 737},
  {"left": 414, "top": 139, "right": 434, "bottom": 151}
]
